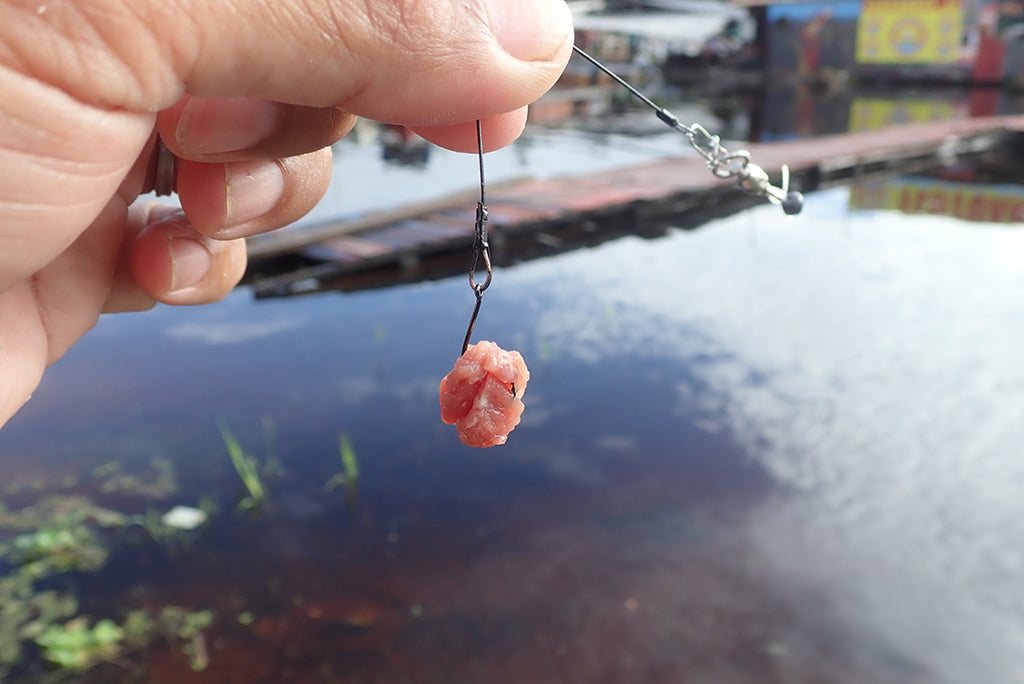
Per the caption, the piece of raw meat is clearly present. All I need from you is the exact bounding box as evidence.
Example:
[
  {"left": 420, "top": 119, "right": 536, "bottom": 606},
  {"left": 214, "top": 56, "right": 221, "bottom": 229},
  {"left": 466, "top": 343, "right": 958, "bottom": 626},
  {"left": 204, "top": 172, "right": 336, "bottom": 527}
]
[{"left": 440, "top": 341, "right": 530, "bottom": 447}]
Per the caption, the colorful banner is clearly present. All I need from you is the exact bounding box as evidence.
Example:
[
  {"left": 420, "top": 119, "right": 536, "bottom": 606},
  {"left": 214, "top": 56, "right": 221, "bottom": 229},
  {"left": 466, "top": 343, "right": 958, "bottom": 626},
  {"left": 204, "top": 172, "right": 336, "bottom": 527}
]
[
  {"left": 856, "top": 0, "right": 963, "bottom": 64},
  {"left": 850, "top": 177, "right": 1024, "bottom": 224},
  {"left": 848, "top": 97, "right": 961, "bottom": 131}
]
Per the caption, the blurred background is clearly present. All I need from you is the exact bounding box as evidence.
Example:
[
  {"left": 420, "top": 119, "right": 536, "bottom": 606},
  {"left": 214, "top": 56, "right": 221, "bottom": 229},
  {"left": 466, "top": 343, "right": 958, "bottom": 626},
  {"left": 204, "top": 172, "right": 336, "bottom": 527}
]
[{"left": 2, "top": 1, "right": 1024, "bottom": 681}]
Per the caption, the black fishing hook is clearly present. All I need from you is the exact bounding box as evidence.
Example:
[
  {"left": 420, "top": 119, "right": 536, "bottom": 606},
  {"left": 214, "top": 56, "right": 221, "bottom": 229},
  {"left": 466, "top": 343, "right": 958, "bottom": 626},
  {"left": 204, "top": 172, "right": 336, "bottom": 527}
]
[{"left": 462, "top": 119, "right": 491, "bottom": 355}]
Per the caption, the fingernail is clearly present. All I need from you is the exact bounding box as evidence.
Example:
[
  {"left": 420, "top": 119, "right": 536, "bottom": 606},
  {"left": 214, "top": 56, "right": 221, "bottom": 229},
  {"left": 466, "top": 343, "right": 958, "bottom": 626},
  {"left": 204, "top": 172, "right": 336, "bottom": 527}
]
[
  {"left": 167, "top": 237, "right": 211, "bottom": 293},
  {"left": 224, "top": 160, "right": 285, "bottom": 227},
  {"left": 486, "top": 0, "right": 573, "bottom": 62},
  {"left": 176, "top": 97, "right": 278, "bottom": 155}
]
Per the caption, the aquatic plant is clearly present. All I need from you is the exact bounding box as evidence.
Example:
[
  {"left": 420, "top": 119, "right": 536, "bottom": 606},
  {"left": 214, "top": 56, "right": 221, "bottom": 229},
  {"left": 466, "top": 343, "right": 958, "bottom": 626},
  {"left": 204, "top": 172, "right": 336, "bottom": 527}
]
[
  {"left": 0, "top": 468, "right": 217, "bottom": 679},
  {"left": 11, "top": 525, "right": 107, "bottom": 575},
  {"left": 0, "top": 494, "right": 128, "bottom": 532},
  {"left": 340, "top": 433, "right": 360, "bottom": 482},
  {"left": 324, "top": 433, "right": 360, "bottom": 495},
  {"left": 35, "top": 617, "right": 124, "bottom": 670},
  {"left": 373, "top": 324, "right": 387, "bottom": 347},
  {"left": 92, "top": 456, "right": 177, "bottom": 499},
  {"left": 220, "top": 422, "right": 266, "bottom": 510},
  {"left": 0, "top": 495, "right": 136, "bottom": 677},
  {"left": 261, "top": 416, "right": 287, "bottom": 480},
  {"left": 34, "top": 606, "right": 214, "bottom": 673},
  {"left": 0, "top": 496, "right": 128, "bottom": 578},
  {"left": 158, "top": 606, "right": 214, "bottom": 671},
  {"left": 0, "top": 577, "right": 78, "bottom": 677}
]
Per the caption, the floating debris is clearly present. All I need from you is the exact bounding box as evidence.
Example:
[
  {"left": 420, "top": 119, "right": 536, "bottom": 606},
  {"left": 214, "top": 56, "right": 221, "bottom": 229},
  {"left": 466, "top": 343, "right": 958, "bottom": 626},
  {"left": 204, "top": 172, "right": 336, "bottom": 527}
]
[{"left": 160, "top": 505, "right": 208, "bottom": 531}]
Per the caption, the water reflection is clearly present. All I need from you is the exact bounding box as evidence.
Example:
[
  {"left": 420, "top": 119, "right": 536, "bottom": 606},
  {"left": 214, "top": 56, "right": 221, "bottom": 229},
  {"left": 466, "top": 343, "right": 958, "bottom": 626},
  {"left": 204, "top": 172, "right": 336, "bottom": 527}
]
[
  {"left": 2, "top": 180, "right": 1024, "bottom": 681},
  {"left": 516, "top": 188, "right": 1024, "bottom": 682}
]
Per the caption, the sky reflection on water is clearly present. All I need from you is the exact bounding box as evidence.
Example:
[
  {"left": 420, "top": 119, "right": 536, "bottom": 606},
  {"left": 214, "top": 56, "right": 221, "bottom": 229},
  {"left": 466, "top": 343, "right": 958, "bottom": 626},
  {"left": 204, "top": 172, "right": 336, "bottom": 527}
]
[
  {"left": 2, "top": 183, "right": 1024, "bottom": 682},
  {"left": 515, "top": 187, "right": 1024, "bottom": 683}
]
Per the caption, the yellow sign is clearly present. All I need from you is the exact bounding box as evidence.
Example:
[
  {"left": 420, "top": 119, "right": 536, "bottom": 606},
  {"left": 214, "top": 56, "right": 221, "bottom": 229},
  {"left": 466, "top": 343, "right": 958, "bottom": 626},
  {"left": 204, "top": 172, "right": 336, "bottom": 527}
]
[
  {"left": 849, "top": 98, "right": 960, "bottom": 131},
  {"left": 856, "top": 0, "right": 963, "bottom": 64},
  {"left": 850, "top": 178, "right": 1024, "bottom": 224}
]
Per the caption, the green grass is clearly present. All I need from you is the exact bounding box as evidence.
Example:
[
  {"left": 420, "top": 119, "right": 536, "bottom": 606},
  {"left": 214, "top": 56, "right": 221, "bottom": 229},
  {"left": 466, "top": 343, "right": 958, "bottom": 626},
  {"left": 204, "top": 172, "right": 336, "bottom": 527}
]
[
  {"left": 219, "top": 423, "right": 265, "bottom": 510},
  {"left": 339, "top": 434, "right": 359, "bottom": 481},
  {"left": 325, "top": 433, "right": 360, "bottom": 498}
]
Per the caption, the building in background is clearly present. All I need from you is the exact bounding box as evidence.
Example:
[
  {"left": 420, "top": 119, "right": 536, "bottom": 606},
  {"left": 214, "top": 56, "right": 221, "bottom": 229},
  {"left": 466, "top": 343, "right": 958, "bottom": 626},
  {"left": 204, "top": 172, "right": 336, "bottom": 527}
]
[{"left": 739, "top": 0, "right": 1024, "bottom": 86}]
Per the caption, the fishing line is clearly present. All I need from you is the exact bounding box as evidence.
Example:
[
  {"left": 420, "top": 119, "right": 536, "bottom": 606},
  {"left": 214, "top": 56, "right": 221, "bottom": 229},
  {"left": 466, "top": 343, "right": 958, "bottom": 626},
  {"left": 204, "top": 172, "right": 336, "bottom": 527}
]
[
  {"left": 572, "top": 44, "right": 804, "bottom": 215},
  {"left": 443, "top": 50, "right": 794, "bottom": 447},
  {"left": 462, "top": 119, "right": 491, "bottom": 355},
  {"left": 457, "top": 49, "right": 803, "bottom": 353}
]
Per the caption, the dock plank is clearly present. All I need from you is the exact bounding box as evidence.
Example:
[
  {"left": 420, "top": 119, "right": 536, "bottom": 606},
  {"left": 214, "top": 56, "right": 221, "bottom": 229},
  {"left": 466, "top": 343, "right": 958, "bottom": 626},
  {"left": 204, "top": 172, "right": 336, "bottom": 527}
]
[{"left": 247, "top": 115, "right": 1024, "bottom": 296}]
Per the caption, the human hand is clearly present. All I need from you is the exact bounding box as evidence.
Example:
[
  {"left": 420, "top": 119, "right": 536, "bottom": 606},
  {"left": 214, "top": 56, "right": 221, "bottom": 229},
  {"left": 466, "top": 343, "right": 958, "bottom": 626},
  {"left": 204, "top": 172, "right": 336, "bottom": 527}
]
[{"left": 0, "top": 0, "right": 573, "bottom": 427}]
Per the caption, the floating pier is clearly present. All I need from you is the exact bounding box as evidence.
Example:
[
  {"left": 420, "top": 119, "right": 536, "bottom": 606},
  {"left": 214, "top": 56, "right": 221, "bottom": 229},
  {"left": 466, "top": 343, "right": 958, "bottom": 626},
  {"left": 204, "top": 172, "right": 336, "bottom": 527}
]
[{"left": 246, "top": 115, "right": 1024, "bottom": 298}]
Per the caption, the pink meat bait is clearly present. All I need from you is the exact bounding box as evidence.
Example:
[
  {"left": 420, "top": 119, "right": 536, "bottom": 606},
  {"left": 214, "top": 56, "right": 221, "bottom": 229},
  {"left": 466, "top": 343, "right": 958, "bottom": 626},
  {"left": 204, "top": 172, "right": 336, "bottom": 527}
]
[{"left": 439, "top": 341, "right": 530, "bottom": 448}]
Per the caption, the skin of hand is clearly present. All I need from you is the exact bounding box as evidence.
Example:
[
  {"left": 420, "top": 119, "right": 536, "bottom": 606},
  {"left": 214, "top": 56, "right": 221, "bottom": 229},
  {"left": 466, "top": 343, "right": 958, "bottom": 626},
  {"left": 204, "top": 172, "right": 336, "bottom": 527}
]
[{"left": 0, "top": 0, "right": 573, "bottom": 428}]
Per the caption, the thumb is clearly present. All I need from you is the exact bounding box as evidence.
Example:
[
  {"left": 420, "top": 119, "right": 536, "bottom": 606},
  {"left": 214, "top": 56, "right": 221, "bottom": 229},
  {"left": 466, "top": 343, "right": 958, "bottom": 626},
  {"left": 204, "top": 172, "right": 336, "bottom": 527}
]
[
  {"left": 8, "top": 0, "right": 573, "bottom": 125},
  {"left": 0, "top": 0, "right": 571, "bottom": 290}
]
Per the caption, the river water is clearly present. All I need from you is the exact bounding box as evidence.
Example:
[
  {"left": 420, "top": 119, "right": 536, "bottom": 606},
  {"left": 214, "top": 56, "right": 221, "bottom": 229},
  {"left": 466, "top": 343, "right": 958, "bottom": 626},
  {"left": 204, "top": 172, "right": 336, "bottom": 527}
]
[{"left": 2, "top": 95, "right": 1024, "bottom": 683}]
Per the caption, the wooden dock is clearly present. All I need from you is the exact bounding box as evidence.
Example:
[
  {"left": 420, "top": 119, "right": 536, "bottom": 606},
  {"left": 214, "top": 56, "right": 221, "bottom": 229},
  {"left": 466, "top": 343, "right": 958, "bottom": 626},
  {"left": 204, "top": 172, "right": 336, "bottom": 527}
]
[{"left": 246, "top": 115, "right": 1024, "bottom": 298}]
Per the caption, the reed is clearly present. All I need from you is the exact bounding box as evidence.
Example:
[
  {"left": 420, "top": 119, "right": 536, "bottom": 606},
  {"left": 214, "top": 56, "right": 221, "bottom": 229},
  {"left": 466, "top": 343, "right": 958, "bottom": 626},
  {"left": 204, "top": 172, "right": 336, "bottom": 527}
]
[
  {"left": 219, "top": 423, "right": 265, "bottom": 510},
  {"left": 339, "top": 434, "right": 359, "bottom": 482},
  {"left": 325, "top": 433, "right": 360, "bottom": 499}
]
